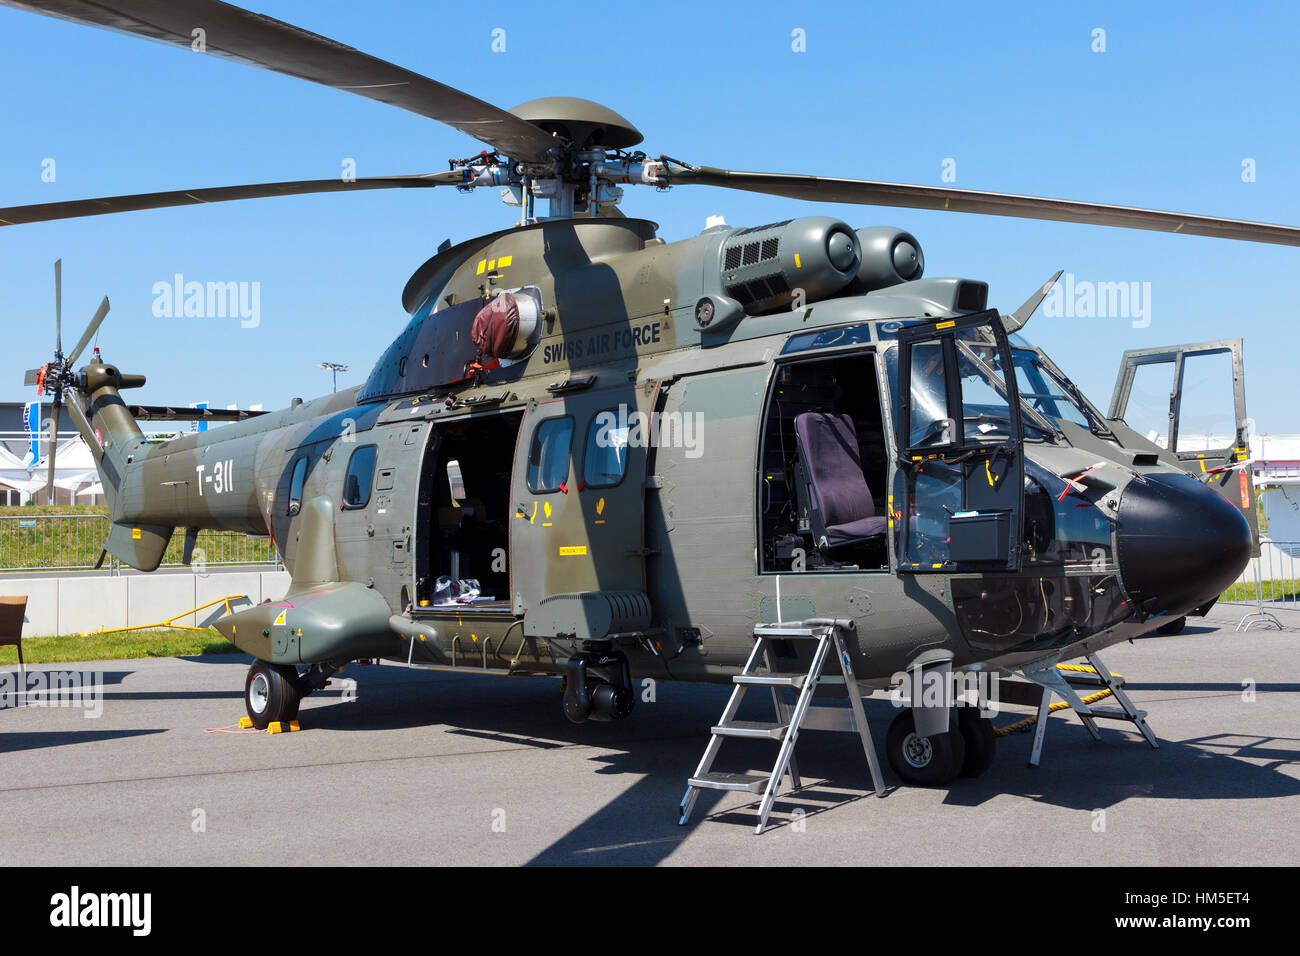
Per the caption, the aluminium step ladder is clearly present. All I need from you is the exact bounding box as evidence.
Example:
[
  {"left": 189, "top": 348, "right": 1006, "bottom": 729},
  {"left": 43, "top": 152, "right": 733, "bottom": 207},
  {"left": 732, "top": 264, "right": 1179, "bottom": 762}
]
[
  {"left": 678, "top": 618, "right": 885, "bottom": 834},
  {"left": 1024, "top": 651, "right": 1158, "bottom": 767}
]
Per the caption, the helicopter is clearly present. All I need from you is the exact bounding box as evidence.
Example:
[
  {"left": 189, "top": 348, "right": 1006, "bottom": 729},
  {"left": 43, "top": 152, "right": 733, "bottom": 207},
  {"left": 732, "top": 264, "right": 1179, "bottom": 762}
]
[{"left": 3, "top": 0, "right": 1294, "bottom": 792}]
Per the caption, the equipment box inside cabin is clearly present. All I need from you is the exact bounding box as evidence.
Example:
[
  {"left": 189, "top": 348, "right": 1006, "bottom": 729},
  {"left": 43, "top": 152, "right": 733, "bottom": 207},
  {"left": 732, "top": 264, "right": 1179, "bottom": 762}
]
[{"left": 948, "top": 511, "right": 1011, "bottom": 563}]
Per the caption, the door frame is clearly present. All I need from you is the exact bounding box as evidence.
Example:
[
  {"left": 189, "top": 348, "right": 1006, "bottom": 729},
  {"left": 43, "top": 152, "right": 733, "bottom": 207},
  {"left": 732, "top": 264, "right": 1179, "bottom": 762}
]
[{"left": 896, "top": 310, "right": 1027, "bottom": 573}]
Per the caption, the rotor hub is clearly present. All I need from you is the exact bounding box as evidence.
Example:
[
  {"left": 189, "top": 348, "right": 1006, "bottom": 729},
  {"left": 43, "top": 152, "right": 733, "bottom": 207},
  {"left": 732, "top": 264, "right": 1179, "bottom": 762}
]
[{"left": 508, "top": 96, "right": 643, "bottom": 150}]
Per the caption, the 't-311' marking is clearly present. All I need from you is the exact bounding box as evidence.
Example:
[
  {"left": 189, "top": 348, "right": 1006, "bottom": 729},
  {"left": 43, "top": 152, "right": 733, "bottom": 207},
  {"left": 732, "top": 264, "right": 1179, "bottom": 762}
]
[{"left": 195, "top": 459, "right": 234, "bottom": 496}]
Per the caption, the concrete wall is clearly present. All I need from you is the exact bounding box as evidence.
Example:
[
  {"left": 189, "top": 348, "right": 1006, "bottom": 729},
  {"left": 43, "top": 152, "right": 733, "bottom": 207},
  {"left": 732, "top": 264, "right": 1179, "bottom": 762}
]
[{"left": 0, "top": 569, "right": 291, "bottom": 636}]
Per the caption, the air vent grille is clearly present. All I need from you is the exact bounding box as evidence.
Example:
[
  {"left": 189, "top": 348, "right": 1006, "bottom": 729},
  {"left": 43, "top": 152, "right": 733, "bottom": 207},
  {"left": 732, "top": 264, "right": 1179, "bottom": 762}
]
[
  {"left": 724, "top": 235, "right": 781, "bottom": 272},
  {"left": 726, "top": 272, "right": 789, "bottom": 307}
]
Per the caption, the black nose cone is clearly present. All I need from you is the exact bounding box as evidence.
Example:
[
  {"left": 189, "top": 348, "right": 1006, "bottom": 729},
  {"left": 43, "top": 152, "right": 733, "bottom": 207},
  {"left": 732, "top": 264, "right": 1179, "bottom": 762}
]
[{"left": 1116, "top": 472, "right": 1252, "bottom": 618}]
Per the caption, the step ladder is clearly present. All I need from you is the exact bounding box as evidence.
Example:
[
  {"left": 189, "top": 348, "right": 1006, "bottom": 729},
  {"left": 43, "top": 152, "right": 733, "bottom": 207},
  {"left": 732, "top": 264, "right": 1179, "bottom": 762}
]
[
  {"left": 1025, "top": 651, "right": 1158, "bottom": 767},
  {"left": 678, "top": 618, "right": 884, "bottom": 834}
]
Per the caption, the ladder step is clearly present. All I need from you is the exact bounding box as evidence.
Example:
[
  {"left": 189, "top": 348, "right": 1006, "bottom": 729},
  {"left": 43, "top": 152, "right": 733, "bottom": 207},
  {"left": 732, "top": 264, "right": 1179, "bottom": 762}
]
[
  {"left": 734, "top": 673, "right": 807, "bottom": 688},
  {"left": 712, "top": 720, "right": 789, "bottom": 740},
  {"left": 753, "top": 626, "right": 826, "bottom": 639},
  {"left": 1061, "top": 673, "right": 1110, "bottom": 687},
  {"left": 1062, "top": 672, "right": 1125, "bottom": 688},
  {"left": 688, "top": 771, "right": 771, "bottom": 793},
  {"left": 1087, "top": 705, "right": 1147, "bottom": 721}
]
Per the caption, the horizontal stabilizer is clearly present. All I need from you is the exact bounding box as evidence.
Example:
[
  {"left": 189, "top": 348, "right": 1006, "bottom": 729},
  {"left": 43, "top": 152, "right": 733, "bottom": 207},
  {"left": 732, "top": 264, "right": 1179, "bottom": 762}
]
[
  {"left": 103, "top": 521, "right": 173, "bottom": 572},
  {"left": 125, "top": 405, "right": 270, "bottom": 423}
]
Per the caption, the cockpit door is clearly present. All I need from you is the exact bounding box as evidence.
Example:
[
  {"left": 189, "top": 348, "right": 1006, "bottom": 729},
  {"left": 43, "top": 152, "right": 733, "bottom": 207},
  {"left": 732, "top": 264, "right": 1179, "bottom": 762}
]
[
  {"left": 1108, "top": 338, "right": 1258, "bottom": 552},
  {"left": 896, "top": 310, "right": 1026, "bottom": 572}
]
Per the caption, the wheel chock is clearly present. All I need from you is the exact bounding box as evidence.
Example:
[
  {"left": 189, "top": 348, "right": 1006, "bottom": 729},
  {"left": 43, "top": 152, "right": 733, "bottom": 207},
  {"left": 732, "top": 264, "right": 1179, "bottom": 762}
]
[
  {"left": 237, "top": 716, "right": 254, "bottom": 729},
  {"left": 266, "top": 720, "right": 301, "bottom": 734}
]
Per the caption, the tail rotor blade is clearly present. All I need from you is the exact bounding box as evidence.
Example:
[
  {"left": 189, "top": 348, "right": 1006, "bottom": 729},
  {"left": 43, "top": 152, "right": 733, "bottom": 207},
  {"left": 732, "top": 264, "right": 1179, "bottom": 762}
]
[
  {"left": 67, "top": 297, "right": 110, "bottom": 365},
  {"left": 24, "top": 368, "right": 43, "bottom": 387},
  {"left": 54, "top": 258, "right": 63, "bottom": 353},
  {"left": 45, "top": 402, "right": 61, "bottom": 504}
]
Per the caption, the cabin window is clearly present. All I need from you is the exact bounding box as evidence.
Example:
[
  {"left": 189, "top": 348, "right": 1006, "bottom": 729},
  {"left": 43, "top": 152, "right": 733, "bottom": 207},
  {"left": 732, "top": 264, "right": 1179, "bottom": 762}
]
[
  {"left": 907, "top": 338, "right": 955, "bottom": 448},
  {"left": 583, "top": 408, "right": 629, "bottom": 488},
  {"left": 955, "top": 327, "right": 1016, "bottom": 444},
  {"left": 287, "top": 456, "right": 308, "bottom": 516},
  {"left": 342, "top": 444, "right": 378, "bottom": 509},
  {"left": 527, "top": 417, "right": 573, "bottom": 493}
]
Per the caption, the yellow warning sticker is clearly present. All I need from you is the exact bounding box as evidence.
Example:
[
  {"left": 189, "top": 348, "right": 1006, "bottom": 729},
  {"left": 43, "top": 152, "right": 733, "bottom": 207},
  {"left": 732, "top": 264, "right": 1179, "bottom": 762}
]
[
  {"left": 498, "top": 255, "right": 513, "bottom": 268},
  {"left": 559, "top": 546, "right": 588, "bottom": 556},
  {"left": 936, "top": 320, "right": 956, "bottom": 330},
  {"left": 273, "top": 609, "right": 286, "bottom": 626},
  {"left": 131, "top": 527, "right": 141, "bottom": 540},
  {"left": 476, "top": 259, "right": 486, "bottom": 275}
]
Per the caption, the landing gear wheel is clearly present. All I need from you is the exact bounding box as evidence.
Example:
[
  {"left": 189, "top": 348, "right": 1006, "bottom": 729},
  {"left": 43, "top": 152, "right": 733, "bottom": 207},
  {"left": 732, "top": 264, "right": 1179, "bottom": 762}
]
[
  {"left": 244, "top": 661, "right": 303, "bottom": 730},
  {"left": 885, "top": 710, "right": 966, "bottom": 786},
  {"left": 1156, "top": 616, "right": 1186, "bottom": 635},
  {"left": 956, "top": 707, "right": 997, "bottom": 778}
]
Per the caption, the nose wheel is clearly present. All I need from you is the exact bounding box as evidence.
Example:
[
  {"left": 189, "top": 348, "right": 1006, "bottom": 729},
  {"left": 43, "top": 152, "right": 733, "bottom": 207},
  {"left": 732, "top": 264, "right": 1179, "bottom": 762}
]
[
  {"left": 244, "top": 661, "right": 304, "bottom": 729},
  {"left": 885, "top": 710, "right": 966, "bottom": 786},
  {"left": 956, "top": 706, "right": 997, "bottom": 778}
]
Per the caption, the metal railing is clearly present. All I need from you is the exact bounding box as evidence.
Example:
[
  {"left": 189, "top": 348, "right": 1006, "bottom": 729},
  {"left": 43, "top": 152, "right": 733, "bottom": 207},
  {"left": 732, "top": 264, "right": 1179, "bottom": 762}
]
[
  {"left": 1220, "top": 539, "right": 1298, "bottom": 631},
  {"left": 0, "top": 513, "right": 282, "bottom": 573}
]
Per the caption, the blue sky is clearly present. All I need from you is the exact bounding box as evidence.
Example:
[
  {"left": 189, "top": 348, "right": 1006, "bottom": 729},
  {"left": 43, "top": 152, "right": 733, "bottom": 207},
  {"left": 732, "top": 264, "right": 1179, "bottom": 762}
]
[{"left": 1, "top": 0, "right": 1297, "bottom": 433}]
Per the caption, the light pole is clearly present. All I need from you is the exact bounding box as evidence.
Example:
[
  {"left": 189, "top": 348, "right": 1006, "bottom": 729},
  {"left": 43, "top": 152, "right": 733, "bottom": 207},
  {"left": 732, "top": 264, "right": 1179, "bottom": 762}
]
[{"left": 317, "top": 361, "right": 348, "bottom": 393}]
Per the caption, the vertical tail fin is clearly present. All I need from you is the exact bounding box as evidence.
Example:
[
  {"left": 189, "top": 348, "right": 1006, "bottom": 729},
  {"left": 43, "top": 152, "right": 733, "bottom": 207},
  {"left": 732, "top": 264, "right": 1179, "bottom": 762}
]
[{"left": 68, "top": 359, "right": 173, "bottom": 570}]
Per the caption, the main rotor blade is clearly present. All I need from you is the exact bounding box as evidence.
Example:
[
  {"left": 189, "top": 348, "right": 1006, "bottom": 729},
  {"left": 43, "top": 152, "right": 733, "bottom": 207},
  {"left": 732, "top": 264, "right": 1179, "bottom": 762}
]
[
  {"left": 0, "top": 172, "right": 462, "bottom": 226},
  {"left": 1, "top": 0, "right": 558, "bottom": 160},
  {"left": 671, "top": 167, "right": 1300, "bottom": 247},
  {"left": 45, "top": 402, "right": 60, "bottom": 503},
  {"left": 67, "top": 297, "right": 110, "bottom": 366},
  {"left": 54, "top": 257, "right": 62, "bottom": 351}
]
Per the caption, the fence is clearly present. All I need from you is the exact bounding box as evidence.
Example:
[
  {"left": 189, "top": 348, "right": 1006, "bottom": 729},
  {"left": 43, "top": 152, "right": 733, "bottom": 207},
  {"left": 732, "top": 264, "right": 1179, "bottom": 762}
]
[
  {"left": 1220, "top": 539, "right": 1298, "bottom": 630},
  {"left": 0, "top": 513, "right": 281, "bottom": 573}
]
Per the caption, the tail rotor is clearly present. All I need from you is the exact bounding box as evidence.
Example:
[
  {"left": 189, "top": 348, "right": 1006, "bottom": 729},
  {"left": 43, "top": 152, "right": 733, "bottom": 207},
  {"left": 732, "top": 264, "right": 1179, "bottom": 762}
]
[{"left": 23, "top": 259, "right": 110, "bottom": 503}]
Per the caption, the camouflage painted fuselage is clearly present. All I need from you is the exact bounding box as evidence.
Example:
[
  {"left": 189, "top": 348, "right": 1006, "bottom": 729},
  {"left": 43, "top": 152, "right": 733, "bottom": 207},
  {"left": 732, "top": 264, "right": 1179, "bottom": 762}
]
[{"left": 76, "top": 216, "right": 1251, "bottom": 688}]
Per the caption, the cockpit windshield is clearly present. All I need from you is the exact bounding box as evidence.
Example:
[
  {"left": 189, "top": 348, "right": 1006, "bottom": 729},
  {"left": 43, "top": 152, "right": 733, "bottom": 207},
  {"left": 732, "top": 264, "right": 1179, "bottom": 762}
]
[
  {"left": 943, "top": 326, "right": 1103, "bottom": 433},
  {"left": 1007, "top": 333, "right": 1105, "bottom": 430}
]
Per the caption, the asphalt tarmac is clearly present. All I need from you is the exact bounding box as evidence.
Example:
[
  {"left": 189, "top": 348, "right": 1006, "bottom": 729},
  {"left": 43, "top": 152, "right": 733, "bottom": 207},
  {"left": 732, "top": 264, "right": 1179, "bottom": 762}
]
[{"left": 2, "top": 603, "right": 1297, "bottom": 866}]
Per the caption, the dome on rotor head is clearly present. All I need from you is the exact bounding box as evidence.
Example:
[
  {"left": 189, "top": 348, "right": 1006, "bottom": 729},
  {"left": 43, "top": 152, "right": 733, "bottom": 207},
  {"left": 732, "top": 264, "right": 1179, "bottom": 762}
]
[{"left": 508, "top": 96, "right": 643, "bottom": 149}]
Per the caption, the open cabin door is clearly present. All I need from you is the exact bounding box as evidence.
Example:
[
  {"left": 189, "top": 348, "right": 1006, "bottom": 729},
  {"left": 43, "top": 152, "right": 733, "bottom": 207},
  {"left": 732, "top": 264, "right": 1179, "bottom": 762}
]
[
  {"left": 1108, "top": 337, "right": 1258, "bottom": 553},
  {"left": 510, "top": 383, "right": 658, "bottom": 612},
  {"left": 896, "top": 310, "right": 1026, "bottom": 572}
]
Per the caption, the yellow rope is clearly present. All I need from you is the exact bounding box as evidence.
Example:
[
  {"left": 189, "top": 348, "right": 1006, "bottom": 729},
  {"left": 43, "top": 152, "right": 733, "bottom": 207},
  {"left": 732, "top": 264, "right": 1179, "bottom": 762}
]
[{"left": 993, "top": 688, "right": 1114, "bottom": 737}]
